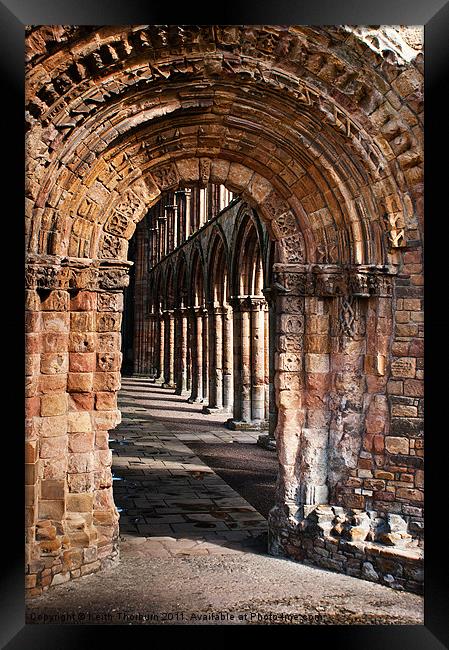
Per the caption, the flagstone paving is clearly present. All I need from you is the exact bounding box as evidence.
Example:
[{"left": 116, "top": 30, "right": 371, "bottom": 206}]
[{"left": 112, "top": 377, "right": 268, "bottom": 558}]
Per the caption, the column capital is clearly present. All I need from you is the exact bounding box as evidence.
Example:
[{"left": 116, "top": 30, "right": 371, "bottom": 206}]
[
  {"left": 229, "top": 295, "right": 266, "bottom": 311},
  {"left": 271, "top": 264, "right": 396, "bottom": 298},
  {"left": 262, "top": 287, "right": 276, "bottom": 307},
  {"left": 190, "top": 305, "right": 207, "bottom": 316},
  {"left": 206, "top": 301, "right": 226, "bottom": 316},
  {"left": 25, "top": 257, "right": 132, "bottom": 291}
]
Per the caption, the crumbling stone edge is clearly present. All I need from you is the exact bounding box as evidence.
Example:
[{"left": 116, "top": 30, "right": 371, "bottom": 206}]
[{"left": 268, "top": 505, "right": 423, "bottom": 595}]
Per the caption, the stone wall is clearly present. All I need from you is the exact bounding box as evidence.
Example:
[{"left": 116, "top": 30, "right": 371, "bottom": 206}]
[{"left": 269, "top": 505, "right": 423, "bottom": 594}]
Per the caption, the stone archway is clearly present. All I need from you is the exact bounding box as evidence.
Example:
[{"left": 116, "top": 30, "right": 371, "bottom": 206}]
[{"left": 25, "top": 25, "right": 424, "bottom": 595}]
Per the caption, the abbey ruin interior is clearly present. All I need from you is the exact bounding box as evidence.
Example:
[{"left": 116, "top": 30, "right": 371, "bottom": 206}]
[{"left": 25, "top": 25, "right": 424, "bottom": 601}]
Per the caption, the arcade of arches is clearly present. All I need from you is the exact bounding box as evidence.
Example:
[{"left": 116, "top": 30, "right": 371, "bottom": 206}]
[
  {"left": 125, "top": 187, "right": 276, "bottom": 436},
  {"left": 25, "top": 25, "right": 424, "bottom": 597}
]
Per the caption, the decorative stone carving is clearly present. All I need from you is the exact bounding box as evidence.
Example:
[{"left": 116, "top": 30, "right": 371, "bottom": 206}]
[
  {"left": 99, "top": 233, "right": 127, "bottom": 260},
  {"left": 199, "top": 158, "right": 211, "bottom": 187},
  {"left": 25, "top": 259, "right": 130, "bottom": 291},
  {"left": 104, "top": 213, "right": 132, "bottom": 237},
  {"left": 262, "top": 191, "right": 290, "bottom": 221},
  {"left": 384, "top": 212, "right": 406, "bottom": 248},
  {"left": 272, "top": 264, "right": 396, "bottom": 298},
  {"left": 338, "top": 295, "right": 366, "bottom": 339},
  {"left": 151, "top": 163, "right": 179, "bottom": 190},
  {"left": 280, "top": 232, "right": 306, "bottom": 263}
]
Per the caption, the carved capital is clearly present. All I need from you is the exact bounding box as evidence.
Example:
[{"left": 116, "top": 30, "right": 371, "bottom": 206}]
[
  {"left": 272, "top": 264, "right": 395, "bottom": 298},
  {"left": 25, "top": 256, "right": 131, "bottom": 291}
]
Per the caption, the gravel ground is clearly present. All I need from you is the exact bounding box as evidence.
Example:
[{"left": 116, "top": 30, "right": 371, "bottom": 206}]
[
  {"left": 26, "top": 553, "right": 424, "bottom": 626},
  {"left": 188, "top": 442, "right": 278, "bottom": 518}
]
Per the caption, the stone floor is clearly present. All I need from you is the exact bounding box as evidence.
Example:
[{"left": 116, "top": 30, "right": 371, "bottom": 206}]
[
  {"left": 26, "top": 377, "right": 424, "bottom": 625},
  {"left": 113, "top": 377, "right": 267, "bottom": 558}
]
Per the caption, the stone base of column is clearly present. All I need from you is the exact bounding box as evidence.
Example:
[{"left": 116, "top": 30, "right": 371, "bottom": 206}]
[
  {"left": 187, "top": 396, "right": 204, "bottom": 403},
  {"left": 268, "top": 504, "right": 423, "bottom": 595},
  {"left": 256, "top": 434, "right": 277, "bottom": 450},
  {"left": 225, "top": 418, "right": 269, "bottom": 431},
  {"left": 174, "top": 388, "right": 189, "bottom": 396},
  {"left": 162, "top": 382, "right": 176, "bottom": 389},
  {"left": 202, "top": 405, "right": 232, "bottom": 415}
]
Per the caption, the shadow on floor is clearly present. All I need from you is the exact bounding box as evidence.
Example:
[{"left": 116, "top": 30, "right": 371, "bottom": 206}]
[{"left": 187, "top": 442, "right": 278, "bottom": 519}]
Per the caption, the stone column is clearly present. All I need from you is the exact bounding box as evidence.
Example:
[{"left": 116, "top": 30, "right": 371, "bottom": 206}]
[
  {"left": 250, "top": 297, "right": 266, "bottom": 422},
  {"left": 174, "top": 308, "right": 188, "bottom": 395},
  {"left": 264, "top": 304, "right": 270, "bottom": 420},
  {"left": 222, "top": 304, "right": 233, "bottom": 413},
  {"left": 158, "top": 216, "right": 166, "bottom": 260},
  {"left": 258, "top": 290, "right": 277, "bottom": 449},
  {"left": 267, "top": 285, "right": 307, "bottom": 548},
  {"left": 151, "top": 308, "right": 158, "bottom": 378},
  {"left": 214, "top": 306, "right": 224, "bottom": 410},
  {"left": 188, "top": 307, "right": 204, "bottom": 403},
  {"left": 241, "top": 301, "right": 252, "bottom": 422},
  {"left": 173, "top": 309, "right": 181, "bottom": 389},
  {"left": 148, "top": 308, "right": 155, "bottom": 377},
  {"left": 162, "top": 310, "right": 175, "bottom": 388},
  {"left": 25, "top": 260, "right": 129, "bottom": 597},
  {"left": 202, "top": 308, "right": 209, "bottom": 402},
  {"left": 155, "top": 311, "right": 165, "bottom": 384},
  {"left": 185, "top": 188, "right": 192, "bottom": 238},
  {"left": 301, "top": 295, "right": 331, "bottom": 511},
  {"left": 186, "top": 308, "right": 193, "bottom": 392},
  {"left": 203, "top": 305, "right": 224, "bottom": 413},
  {"left": 227, "top": 297, "right": 252, "bottom": 428}
]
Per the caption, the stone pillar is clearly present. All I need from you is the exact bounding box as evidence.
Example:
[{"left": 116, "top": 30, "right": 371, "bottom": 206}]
[
  {"left": 301, "top": 295, "right": 331, "bottom": 510},
  {"left": 174, "top": 308, "right": 188, "bottom": 395},
  {"left": 268, "top": 286, "right": 307, "bottom": 539},
  {"left": 202, "top": 308, "right": 209, "bottom": 402},
  {"left": 227, "top": 297, "right": 252, "bottom": 428},
  {"left": 186, "top": 308, "right": 193, "bottom": 392},
  {"left": 203, "top": 305, "right": 224, "bottom": 413},
  {"left": 154, "top": 311, "right": 165, "bottom": 384},
  {"left": 241, "top": 302, "right": 251, "bottom": 422},
  {"left": 264, "top": 304, "right": 270, "bottom": 420},
  {"left": 250, "top": 297, "right": 266, "bottom": 422},
  {"left": 326, "top": 295, "right": 366, "bottom": 504},
  {"left": 25, "top": 259, "right": 129, "bottom": 597},
  {"left": 222, "top": 304, "right": 233, "bottom": 413},
  {"left": 165, "top": 203, "right": 178, "bottom": 251},
  {"left": 188, "top": 307, "right": 204, "bottom": 402},
  {"left": 162, "top": 310, "right": 175, "bottom": 388},
  {"left": 185, "top": 188, "right": 192, "bottom": 238},
  {"left": 158, "top": 216, "right": 166, "bottom": 260},
  {"left": 214, "top": 306, "right": 224, "bottom": 410},
  {"left": 148, "top": 308, "right": 155, "bottom": 377},
  {"left": 258, "top": 290, "right": 277, "bottom": 450},
  {"left": 150, "top": 310, "right": 158, "bottom": 378}
]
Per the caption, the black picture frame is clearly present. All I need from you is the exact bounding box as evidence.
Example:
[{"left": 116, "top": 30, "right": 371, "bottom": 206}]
[{"left": 4, "top": 0, "right": 448, "bottom": 646}]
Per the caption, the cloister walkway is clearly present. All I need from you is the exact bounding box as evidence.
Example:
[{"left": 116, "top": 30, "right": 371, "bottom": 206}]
[{"left": 113, "top": 377, "right": 268, "bottom": 557}]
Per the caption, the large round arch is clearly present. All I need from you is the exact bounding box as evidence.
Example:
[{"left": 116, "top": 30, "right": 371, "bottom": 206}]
[{"left": 25, "top": 25, "right": 424, "bottom": 596}]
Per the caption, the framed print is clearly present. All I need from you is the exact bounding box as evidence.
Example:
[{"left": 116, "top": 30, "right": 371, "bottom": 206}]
[{"left": 1, "top": 0, "right": 447, "bottom": 646}]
